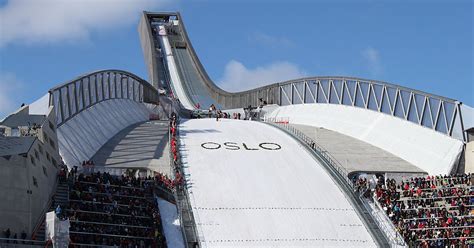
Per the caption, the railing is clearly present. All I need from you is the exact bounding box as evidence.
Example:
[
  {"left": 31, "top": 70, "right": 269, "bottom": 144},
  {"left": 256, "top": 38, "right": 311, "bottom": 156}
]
[
  {"left": 371, "top": 195, "right": 407, "bottom": 247},
  {"left": 415, "top": 236, "right": 474, "bottom": 242},
  {"left": 48, "top": 70, "right": 159, "bottom": 127},
  {"left": 65, "top": 209, "right": 150, "bottom": 219},
  {"left": 69, "top": 243, "right": 116, "bottom": 247},
  {"left": 0, "top": 238, "right": 46, "bottom": 247},
  {"left": 400, "top": 184, "right": 470, "bottom": 192},
  {"left": 265, "top": 117, "right": 352, "bottom": 181},
  {"left": 403, "top": 215, "right": 471, "bottom": 222},
  {"left": 409, "top": 226, "right": 474, "bottom": 231},
  {"left": 264, "top": 119, "right": 407, "bottom": 247},
  {"left": 69, "top": 231, "right": 152, "bottom": 239},
  {"left": 400, "top": 204, "right": 473, "bottom": 211},
  {"left": 397, "top": 194, "right": 472, "bottom": 202},
  {"left": 31, "top": 175, "right": 59, "bottom": 241},
  {"left": 72, "top": 190, "right": 152, "bottom": 200},
  {"left": 69, "top": 199, "right": 134, "bottom": 208},
  {"left": 169, "top": 118, "right": 200, "bottom": 248},
  {"left": 76, "top": 180, "right": 148, "bottom": 191},
  {"left": 70, "top": 220, "right": 150, "bottom": 229}
]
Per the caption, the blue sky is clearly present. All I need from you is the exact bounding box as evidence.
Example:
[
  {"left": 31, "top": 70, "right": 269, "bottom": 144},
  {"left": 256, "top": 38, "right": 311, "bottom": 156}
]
[{"left": 0, "top": 0, "right": 472, "bottom": 118}]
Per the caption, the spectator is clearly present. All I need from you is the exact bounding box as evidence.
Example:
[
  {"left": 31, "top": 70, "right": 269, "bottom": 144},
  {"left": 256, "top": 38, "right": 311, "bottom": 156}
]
[
  {"left": 12, "top": 233, "right": 17, "bottom": 244},
  {"left": 3, "top": 228, "right": 10, "bottom": 243},
  {"left": 20, "top": 230, "right": 26, "bottom": 244},
  {"left": 55, "top": 205, "right": 62, "bottom": 218}
]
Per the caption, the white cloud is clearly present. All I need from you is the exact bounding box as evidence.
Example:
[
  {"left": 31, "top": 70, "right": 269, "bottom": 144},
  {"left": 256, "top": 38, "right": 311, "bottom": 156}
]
[
  {"left": 0, "top": 0, "right": 172, "bottom": 47},
  {"left": 0, "top": 73, "right": 24, "bottom": 119},
  {"left": 218, "top": 60, "right": 306, "bottom": 92},
  {"left": 249, "top": 31, "right": 293, "bottom": 48},
  {"left": 362, "top": 47, "right": 383, "bottom": 77}
]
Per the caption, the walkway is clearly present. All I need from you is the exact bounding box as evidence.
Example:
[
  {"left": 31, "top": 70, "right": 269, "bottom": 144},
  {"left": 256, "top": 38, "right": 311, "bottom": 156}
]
[
  {"left": 91, "top": 120, "right": 172, "bottom": 176},
  {"left": 291, "top": 124, "right": 425, "bottom": 176}
]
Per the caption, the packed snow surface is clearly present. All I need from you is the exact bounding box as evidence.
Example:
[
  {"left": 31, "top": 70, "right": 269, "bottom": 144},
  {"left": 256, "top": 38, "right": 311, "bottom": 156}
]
[
  {"left": 178, "top": 118, "right": 376, "bottom": 247},
  {"left": 157, "top": 198, "right": 185, "bottom": 248}
]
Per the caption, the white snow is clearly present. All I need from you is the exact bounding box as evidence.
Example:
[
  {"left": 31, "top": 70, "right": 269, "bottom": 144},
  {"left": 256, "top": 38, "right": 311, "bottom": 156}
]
[
  {"left": 178, "top": 118, "right": 376, "bottom": 247},
  {"left": 157, "top": 198, "right": 185, "bottom": 248},
  {"left": 159, "top": 28, "right": 196, "bottom": 110},
  {"left": 29, "top": 93, "right": 50, "bottom": 115},
  {"left": 266, "top": 104, "right": 464, "bottom": 176}
]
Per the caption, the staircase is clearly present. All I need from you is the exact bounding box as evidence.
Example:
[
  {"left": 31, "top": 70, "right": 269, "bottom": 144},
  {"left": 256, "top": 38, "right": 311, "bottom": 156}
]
[{"left": 33, "top": 180, "right": 69, "bottom": 242}]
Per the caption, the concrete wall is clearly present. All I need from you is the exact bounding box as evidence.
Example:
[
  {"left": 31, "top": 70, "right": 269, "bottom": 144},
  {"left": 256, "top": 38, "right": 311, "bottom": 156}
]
[
  {"left": 266, "top": 104, "right": 464, "bottom": 175},
  {"left": 0, "top": 107, "right": 60, "bottom": 238},
  {"left": 57, "top": 99, "right": 153, "bottom": 168},
  {"left": 139, "top": 13, "right": 159, "bottom": 89},
  {"left": 465, "top": 142, "right": 474, "bottom": 173}
]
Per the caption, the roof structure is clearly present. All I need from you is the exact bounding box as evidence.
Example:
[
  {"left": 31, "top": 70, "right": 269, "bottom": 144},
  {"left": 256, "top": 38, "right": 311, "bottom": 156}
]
[
  {"left": 0, "top": 135, "right": 35, "bottom": 157},
  {"left": 1, "top": 114, "right": 45, "bottom": 128},
  {"left": 91, "top": 120, "right": 171, "bottom": 176}
]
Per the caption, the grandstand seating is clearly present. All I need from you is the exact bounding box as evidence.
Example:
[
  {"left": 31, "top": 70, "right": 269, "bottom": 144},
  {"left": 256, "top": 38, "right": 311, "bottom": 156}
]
[
  {"left": 0, "top": 114, "right": 184, "bottom": 247},
  {"left": 64, "top": 171, "right": 171, "bottom": 247},
  {"left": 357, "top": 174, "right": 473, "bottom": 247}
]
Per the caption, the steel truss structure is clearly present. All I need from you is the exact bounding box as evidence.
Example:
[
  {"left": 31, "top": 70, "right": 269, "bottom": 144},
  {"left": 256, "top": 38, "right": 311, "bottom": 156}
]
[
  {"left": 210, "top": 76, "right": 465, "bottom": 141},
  {"left": 276, "top": 77, "right": 465, "bottom": 141},
  {"left": 48, "top": 70, "right": 159, "bottom": 127}
]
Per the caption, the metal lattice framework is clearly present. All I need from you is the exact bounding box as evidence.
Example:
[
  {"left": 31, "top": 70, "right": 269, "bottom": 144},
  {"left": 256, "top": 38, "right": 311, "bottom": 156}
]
[
  {"left": 207, "top": 77, "right": 464, "bottom": 141},
  {"left": 49, "top": 70, "right": 159, "bottom": 127},
  {"left": 276, "top": 77, "right": 465, "bottom": 141}
]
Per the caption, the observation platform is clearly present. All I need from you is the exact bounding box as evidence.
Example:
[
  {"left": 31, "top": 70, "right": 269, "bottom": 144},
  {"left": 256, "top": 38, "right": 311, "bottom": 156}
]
[
  {"left": 178, "top": 118, "right": 377, "bottom": 247},
  {"left": 91, "top": 120, "right": 171, "bottom": 176},
  {"left": 291, "top": 124, "right": 426, "bottom": 177}
]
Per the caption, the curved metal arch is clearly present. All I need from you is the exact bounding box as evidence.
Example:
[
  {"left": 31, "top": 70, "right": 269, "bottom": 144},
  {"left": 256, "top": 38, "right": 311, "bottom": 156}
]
[
  {"left": 140, "top": 12, "right": 466, "bottom": 141},
  {"left": 275, "top": 77, "right": 464, "bottom": 141},
  {"left": 207, "top": 75, "right": 464, "bottom": 141},
  {"left": 48, "top": 70, "right": 159, "bottom": 127}
]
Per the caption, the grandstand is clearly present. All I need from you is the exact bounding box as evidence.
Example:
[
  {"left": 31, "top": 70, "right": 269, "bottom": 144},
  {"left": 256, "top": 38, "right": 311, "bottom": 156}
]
[{"left": 0, "top": 10, "right": 472, "bottom": 248}]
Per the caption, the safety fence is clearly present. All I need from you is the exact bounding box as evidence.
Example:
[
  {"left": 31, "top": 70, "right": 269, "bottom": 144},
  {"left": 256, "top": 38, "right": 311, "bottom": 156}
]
[{"left": 169, "top": 117, "right": 200, "bottom": 248}]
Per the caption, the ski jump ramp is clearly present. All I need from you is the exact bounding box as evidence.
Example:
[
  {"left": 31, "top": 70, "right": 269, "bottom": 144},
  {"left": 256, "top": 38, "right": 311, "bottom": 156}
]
[
  {"left": 178, "top": 118, "right": 376, "bottom": 247},
  {"left": 139, "top": 12, "right": 469, "bottom": 176}
]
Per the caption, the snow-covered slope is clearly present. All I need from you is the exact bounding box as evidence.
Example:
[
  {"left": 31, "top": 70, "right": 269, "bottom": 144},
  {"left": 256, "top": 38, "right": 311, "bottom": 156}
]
[{"left": 178, "top": 118, "right": 376, "bottom": 247}]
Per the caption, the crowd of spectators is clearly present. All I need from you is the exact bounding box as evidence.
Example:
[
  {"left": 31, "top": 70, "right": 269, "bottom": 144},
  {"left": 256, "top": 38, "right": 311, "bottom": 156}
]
[
  {"left": 1, "top": 228, "right": 28, "bottom": 244},
  {"left": 154, "top": 170, "right": 183, "bottom": 192},
  {"left": 356, "top": 173, "right": 472, "bottom": 247},
  {"left": 65, "top": 171, "right": 168, "bottom": 247},
  {"left": 81, "top": 160, "right": 96, "bottom": 174},
  {"left": 170, "top": 113, "right": 184, "bottom": 188},
  {"left": 46, "top": 112, "right": 187, "bottom": 247},
  {"left": 191, "top": 101, "right": 270, "bottom": 120}
]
